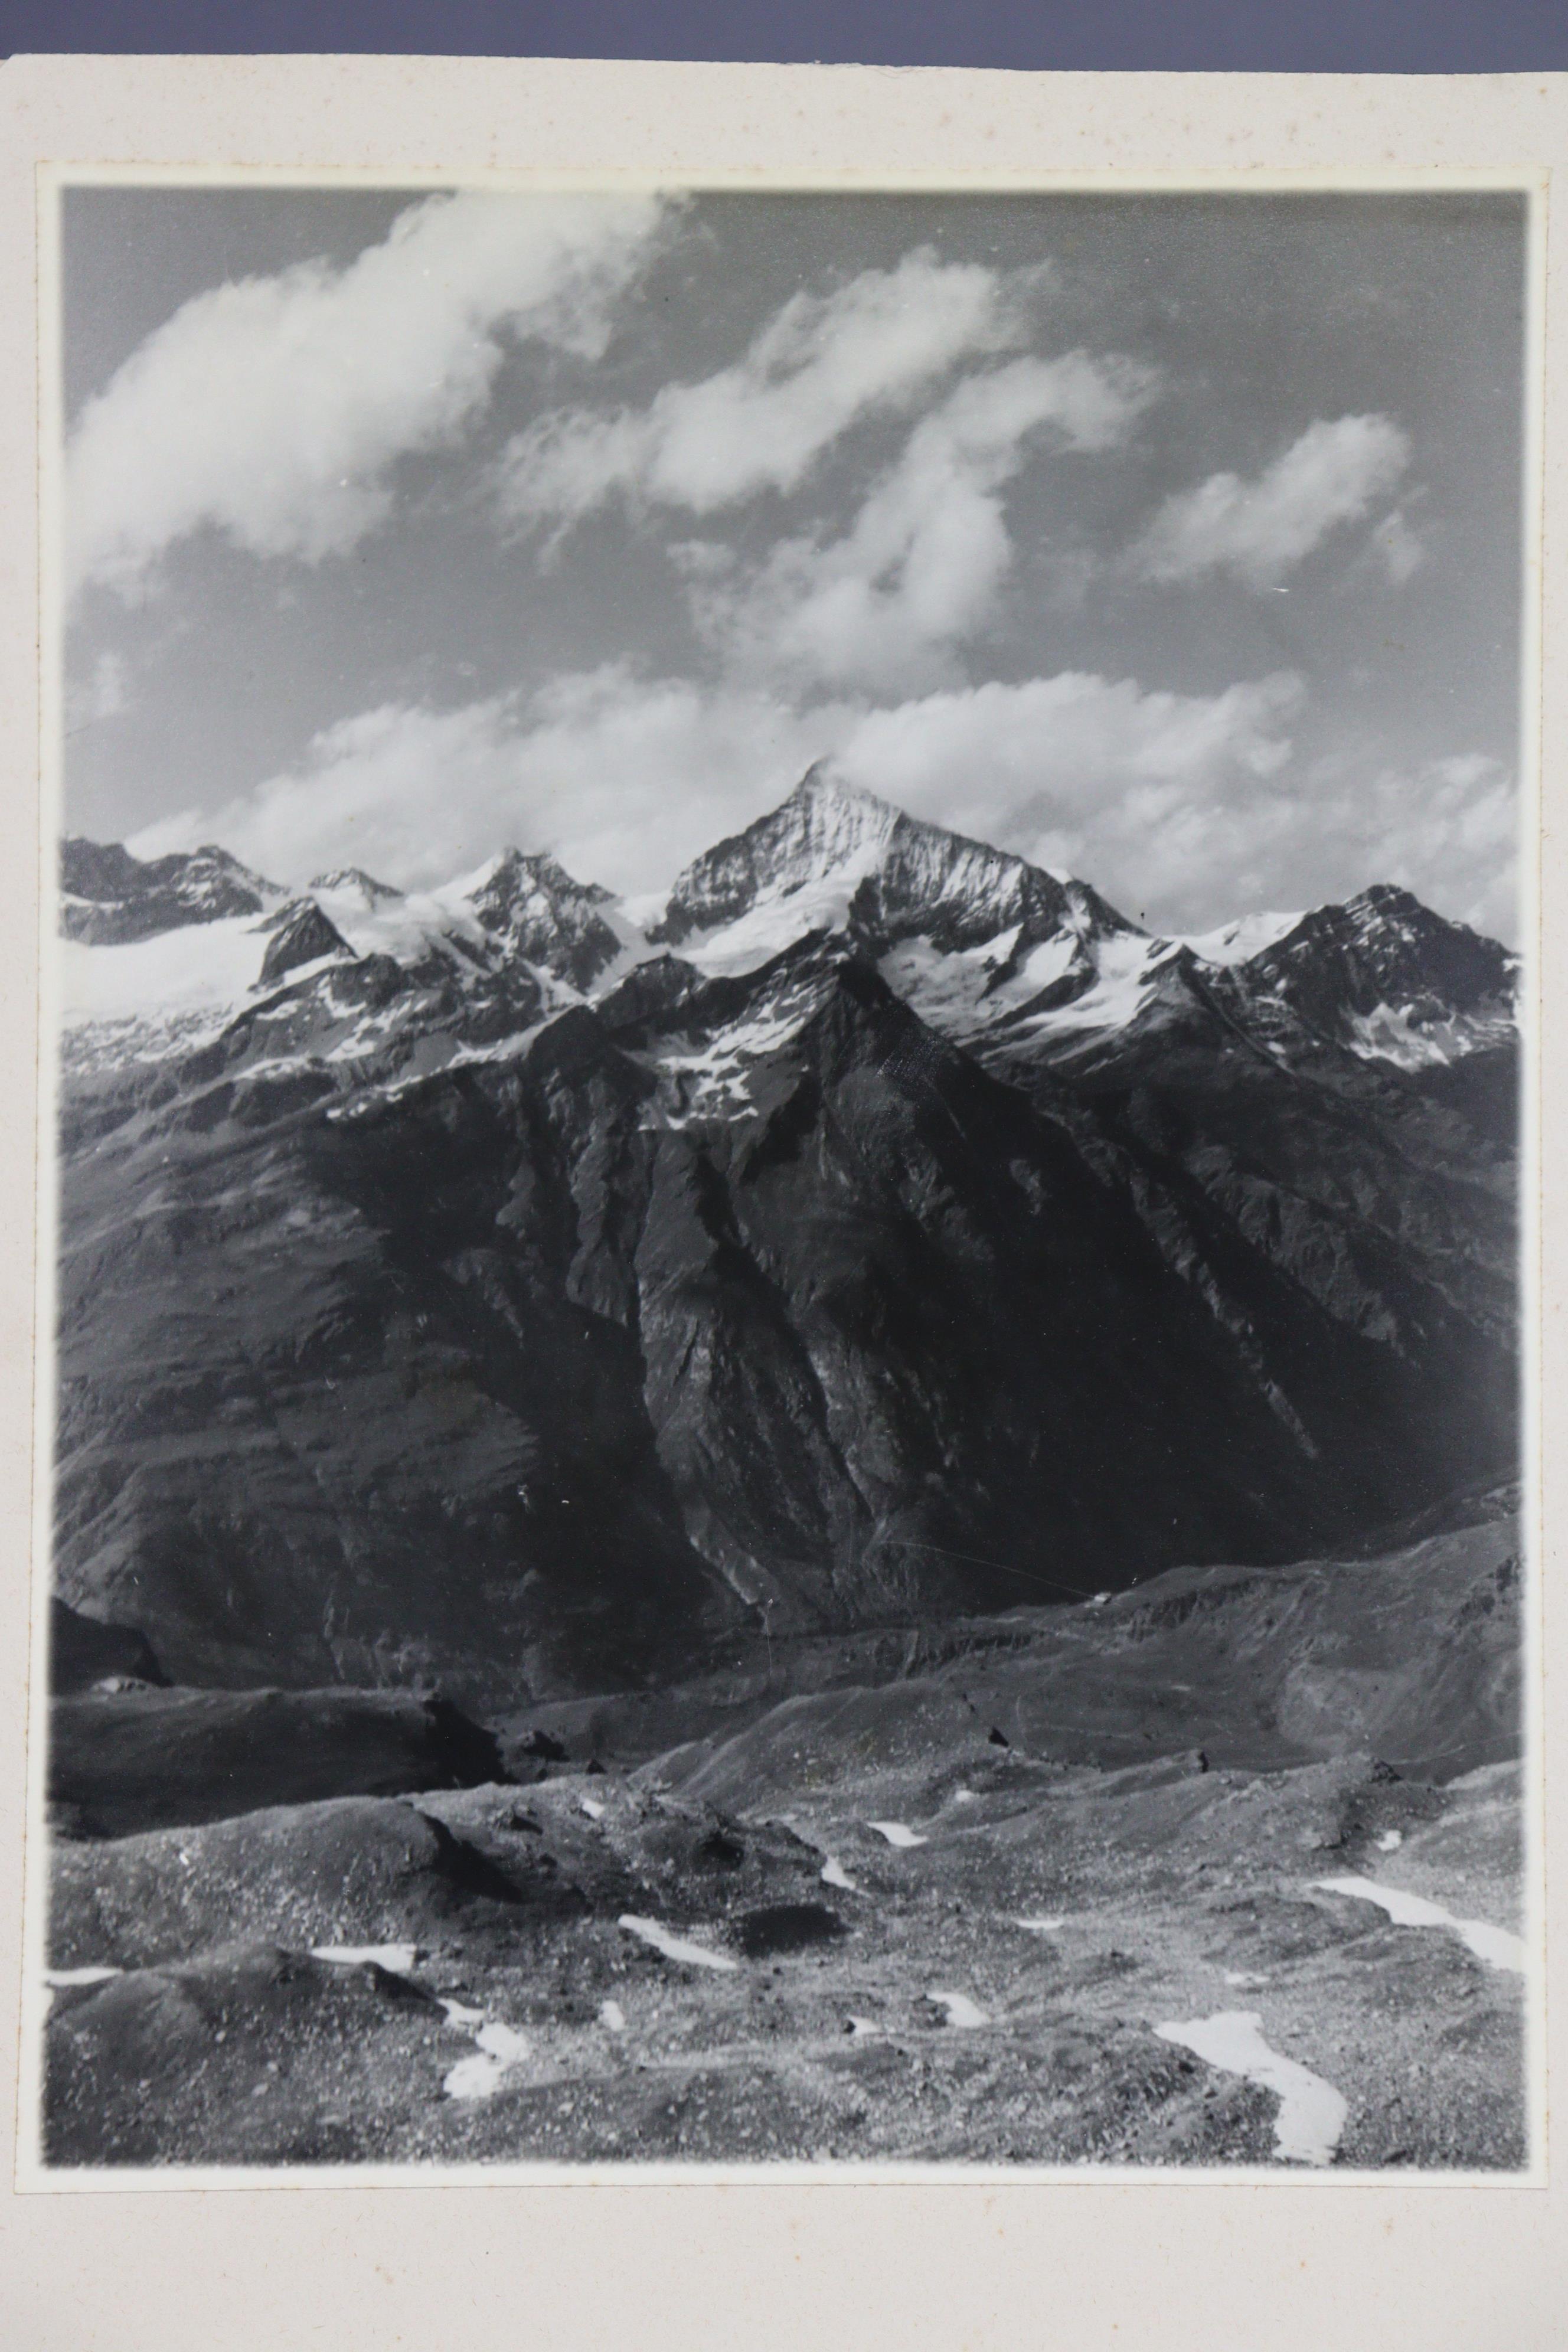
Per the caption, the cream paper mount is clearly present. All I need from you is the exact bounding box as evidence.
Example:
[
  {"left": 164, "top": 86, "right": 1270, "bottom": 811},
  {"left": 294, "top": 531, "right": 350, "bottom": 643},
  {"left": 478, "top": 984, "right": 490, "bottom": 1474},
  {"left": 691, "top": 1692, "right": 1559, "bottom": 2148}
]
[{"left": 0, "top": 51, "right": 1562, "bottom": 2352}]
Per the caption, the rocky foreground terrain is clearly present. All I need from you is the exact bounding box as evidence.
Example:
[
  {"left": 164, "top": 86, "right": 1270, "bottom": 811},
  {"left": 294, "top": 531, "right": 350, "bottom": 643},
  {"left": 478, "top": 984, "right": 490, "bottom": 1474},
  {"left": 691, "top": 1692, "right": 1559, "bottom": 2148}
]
[{"left": 44, "top": 1489, "right": 1526, "bottom": 2171}]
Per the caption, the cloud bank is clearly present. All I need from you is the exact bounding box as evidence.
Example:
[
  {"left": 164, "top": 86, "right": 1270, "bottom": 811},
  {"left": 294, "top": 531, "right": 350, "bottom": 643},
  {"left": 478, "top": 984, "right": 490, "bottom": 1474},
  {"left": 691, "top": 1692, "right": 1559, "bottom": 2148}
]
[
  {"left": 104, "top": 658, "right": 1457, "bottom": 940},
  {"left": 68, "top": 191, "right": 672, "bottom": 596},
  {"left": 133, "top": 663, "right": 1513, "bottom": 943},
  {"left": 1132, "top": 414, "right": 1411, "bottom": 589}
]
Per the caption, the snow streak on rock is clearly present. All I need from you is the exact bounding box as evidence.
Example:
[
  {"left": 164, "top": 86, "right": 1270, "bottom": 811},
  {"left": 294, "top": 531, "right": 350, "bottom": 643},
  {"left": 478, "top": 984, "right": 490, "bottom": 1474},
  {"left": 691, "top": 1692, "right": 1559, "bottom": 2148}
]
[{"left": 618, "top": 1915, "right": 740, "bottom": 1972}]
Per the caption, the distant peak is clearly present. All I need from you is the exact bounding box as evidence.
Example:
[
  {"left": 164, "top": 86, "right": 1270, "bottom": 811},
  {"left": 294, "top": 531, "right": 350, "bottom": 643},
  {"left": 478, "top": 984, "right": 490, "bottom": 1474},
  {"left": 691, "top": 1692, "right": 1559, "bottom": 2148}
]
[
  {"left": 1305, "top": 882, "right": 1484, "bottom": 944},
  {"left": 310, "top": 866, "right": 402, "bottom": 901},
  {"left": 58, "top": 834, "right": 280, "bottom": 945},
  {"left": 258, "top": 897, "right": 357, "bottom": 987},
  {"left": 446, "top": 841, "right": 623, "bottom": 989},
  {"left": 463, "top": 845, "right": 610, "bottom": 904}
]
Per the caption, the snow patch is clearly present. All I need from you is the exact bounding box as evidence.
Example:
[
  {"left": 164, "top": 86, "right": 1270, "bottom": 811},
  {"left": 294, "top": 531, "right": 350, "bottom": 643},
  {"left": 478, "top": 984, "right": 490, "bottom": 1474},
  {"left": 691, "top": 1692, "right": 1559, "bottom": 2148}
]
[
  {"left": 1177, "top": 911, "right": 1302, "bottom": 967},
  {"left": 1344, "top": 1001, "right": 1514, "bottom": 1070},
  {"left": 866, "top": 1821, "right": 928, "bottom": 1848},
  {"left": 999, "top": 931, "right": 1177, "bottom": 1052},
  {"left": 442, "top": 2019, "right": 533, "bottom": 2102},
  {"left": 927, "top": 1990, "right": 989, "bottom": 2028},
  {"left": 311, "top": 1943, "right": 419, "bottom": 1975},
  {"left": 60, "top": 914, "right": 272, "bottom": 1040},
  {"left": 1156, "top": 2011, "right": 1346, "bottom": 2165},
  {"left": 1314, "top": 1876, "right": 1525, "bottom": 1973},
  {"left": 678, "top": 880, "right": 867, "bottom": 978},
  {"left": 641, "top": 966, "right": 834, "bottom": 1127},
  {"left": 618, "top": 1915, "right": 739, "bottom": 1972},
  {"left": 43, "top": 1965, "right": 123, "bottom": 2005},
  {"left": 877, "top": 926, "right": 1083, "bottom": 1047},
  {"left": 820, "top": 1857, "right": 859, "bottom": 1892}
]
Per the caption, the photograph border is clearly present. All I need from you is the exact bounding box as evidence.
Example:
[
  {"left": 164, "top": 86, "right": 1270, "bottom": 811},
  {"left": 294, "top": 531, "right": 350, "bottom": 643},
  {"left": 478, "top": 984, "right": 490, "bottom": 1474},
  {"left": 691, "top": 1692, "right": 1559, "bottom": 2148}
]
[{"left": 15, "top": 150, "right": 1550, "bottom": 2197}]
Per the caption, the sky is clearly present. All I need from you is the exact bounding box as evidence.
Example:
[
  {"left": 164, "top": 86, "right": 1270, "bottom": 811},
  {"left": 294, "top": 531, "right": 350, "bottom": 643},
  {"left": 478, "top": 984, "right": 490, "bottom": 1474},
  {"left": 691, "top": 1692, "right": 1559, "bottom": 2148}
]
[{"left": 60, "top": 185, "right": 1527, "bottom": 940}]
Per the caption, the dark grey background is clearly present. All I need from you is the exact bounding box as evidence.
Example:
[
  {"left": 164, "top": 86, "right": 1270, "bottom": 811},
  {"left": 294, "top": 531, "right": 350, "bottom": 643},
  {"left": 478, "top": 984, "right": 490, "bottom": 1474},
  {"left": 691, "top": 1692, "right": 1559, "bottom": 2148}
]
[{"left": 5, "top": 0, "right": 1568, "bottom": 71}]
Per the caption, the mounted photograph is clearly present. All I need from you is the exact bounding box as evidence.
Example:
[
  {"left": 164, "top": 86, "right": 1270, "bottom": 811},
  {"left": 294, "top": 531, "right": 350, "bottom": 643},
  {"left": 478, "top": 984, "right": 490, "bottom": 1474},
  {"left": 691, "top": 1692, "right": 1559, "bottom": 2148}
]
[{"left": 31, "top": 176, "right": 1537, "bottom": 2178}]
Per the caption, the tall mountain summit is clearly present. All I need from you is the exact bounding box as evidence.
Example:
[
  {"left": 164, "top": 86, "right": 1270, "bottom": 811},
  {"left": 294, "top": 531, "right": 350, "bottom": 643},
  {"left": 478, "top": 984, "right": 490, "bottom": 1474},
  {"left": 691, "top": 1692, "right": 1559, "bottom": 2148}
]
[{"left": 53, "top": 772, "right": 1520, "bottom": 1705}]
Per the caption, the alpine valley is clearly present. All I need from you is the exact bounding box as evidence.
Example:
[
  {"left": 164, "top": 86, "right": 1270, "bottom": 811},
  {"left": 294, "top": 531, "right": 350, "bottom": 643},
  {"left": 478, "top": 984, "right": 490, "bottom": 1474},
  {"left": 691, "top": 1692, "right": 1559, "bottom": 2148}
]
[{"left": 44, "top": 767, "right": 1528, "bottom": 2172}]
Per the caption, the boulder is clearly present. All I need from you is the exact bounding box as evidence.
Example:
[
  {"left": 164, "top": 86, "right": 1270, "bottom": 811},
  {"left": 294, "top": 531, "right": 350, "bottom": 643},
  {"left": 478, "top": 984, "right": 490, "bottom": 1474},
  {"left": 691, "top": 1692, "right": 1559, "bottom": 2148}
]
[{"left": 50, "top": 1793, "right": 562, "bottom": 1971}]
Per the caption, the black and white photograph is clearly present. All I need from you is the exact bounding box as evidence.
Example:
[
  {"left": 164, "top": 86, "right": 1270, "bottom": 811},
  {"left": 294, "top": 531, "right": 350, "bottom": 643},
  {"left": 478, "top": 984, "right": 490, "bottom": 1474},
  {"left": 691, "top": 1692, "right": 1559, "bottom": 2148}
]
[{"left": 35, "top": 175, "right": 1536, "bottom": 2177}]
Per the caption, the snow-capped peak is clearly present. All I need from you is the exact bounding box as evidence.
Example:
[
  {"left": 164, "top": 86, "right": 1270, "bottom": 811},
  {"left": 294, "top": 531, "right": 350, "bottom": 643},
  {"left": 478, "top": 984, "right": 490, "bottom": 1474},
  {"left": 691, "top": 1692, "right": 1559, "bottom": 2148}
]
[
  {"left": 779, "top": 759, "right": 905, "bottom": 863},
  {"left": 640, "top": 766, "right": 1138, "bottom": 1059},
  {"left": 651, "top": 765, "right": 1130, "bottom": 961},
  {"left": 447, "top": 846, "right": 626, "bottom": 992},
  {"left": 1208, "top": 881, "right": 1519, "bottom": 1070},
  {"left": 646, "top": 765, "right": 899, "bottom": 956},
  {"left": 55, "top": 801, "right": 1518, "bottom": 1094}
]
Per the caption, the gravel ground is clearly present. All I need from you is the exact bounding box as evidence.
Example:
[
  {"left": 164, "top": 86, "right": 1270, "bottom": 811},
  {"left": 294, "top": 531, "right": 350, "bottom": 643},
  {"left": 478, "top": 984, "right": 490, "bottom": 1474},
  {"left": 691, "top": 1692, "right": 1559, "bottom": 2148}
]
[{"left": 43, "top": 1742, "right": 1527, "bottom": 2172}]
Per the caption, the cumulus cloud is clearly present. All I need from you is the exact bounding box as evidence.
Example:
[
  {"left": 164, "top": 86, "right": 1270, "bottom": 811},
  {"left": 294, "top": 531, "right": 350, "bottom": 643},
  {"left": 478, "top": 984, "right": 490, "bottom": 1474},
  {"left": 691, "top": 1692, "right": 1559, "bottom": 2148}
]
[
  {"left": 859, "top": 698, "right": 1513, "bottom": 939},
  {"left": 1133, "top": 414, "right": 1411, "bottom": 590},
  {"left": 697, "top": 353, "right": 1155, "bottom": 692},
  {"left": 1367, "top": 507, "right": 1426, "bottom": 586},
  {"left": 130, "top": 680, "right": 821, "bottom": 895},
  {"left": 496, "top": 247, "right": 1047, "bottom": 525},
  {"left": 839, "top": 671, "right": 1311, "bottom": 925},
  {"left": 68, "top": 191, "right": 673, "bottom": 596},
  {"left": 64, "top": 649, "right": 132, "bottom": 731},
  {"left": 1299, "top": 751, "right": 1516, "bottom": 940}
]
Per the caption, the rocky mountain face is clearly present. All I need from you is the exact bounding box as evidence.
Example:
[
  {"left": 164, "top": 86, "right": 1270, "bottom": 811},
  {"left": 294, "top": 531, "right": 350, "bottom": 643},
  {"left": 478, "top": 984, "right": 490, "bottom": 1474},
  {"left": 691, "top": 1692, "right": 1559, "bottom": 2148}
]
[
  {"left": 1220, "top": 884, "right": 1517, "bottom": 1064},
  {"left": 53, "top": 772, "right": 1520, "bottom": 1708},
  {"left": 60, "top": 838, "right": 282, "bottom": 944}
]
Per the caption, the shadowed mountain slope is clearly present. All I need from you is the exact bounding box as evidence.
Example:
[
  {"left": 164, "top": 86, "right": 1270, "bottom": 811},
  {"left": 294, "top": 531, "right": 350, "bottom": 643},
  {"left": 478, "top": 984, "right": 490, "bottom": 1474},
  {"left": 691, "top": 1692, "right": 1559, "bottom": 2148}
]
[{"left": 53, "top": 774, "right": 1520, "bottom": 1705}]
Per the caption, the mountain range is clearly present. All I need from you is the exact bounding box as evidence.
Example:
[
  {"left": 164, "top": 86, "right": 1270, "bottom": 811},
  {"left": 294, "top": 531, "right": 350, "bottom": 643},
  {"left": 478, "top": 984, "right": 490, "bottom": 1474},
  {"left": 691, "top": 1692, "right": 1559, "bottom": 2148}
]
[{"left": 53, "top": 767, "right": 1520, "bottom": 1707}]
